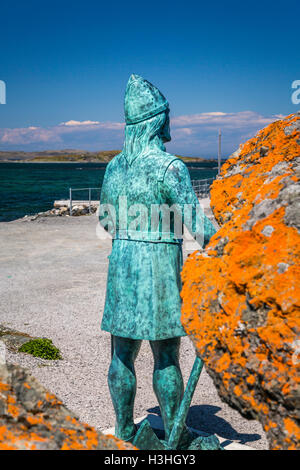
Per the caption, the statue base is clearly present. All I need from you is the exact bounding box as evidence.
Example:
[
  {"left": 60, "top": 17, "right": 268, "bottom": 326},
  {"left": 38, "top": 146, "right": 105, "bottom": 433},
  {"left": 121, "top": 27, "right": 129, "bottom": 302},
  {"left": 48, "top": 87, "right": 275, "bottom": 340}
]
[{"left": 132, "top": 418, "right": 222, "bottom": 450}]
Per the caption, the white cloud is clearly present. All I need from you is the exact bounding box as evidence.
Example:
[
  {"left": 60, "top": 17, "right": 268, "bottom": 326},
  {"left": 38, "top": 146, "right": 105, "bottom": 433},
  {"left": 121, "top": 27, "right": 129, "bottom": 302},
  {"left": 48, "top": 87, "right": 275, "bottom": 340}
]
[
  {"left": 0, "top": 120, "right": 125, "bottom": 147},
  {"left": 1, "top": 127, "right": 62, "bottom": 144},
  {"left": 171, "top": 111, "right": 277, "bottom": 129},
  {"left": 59, "top": 120, "right": 125, "bottom": 129},
  {"left": 60, "top": 120, "right": 101, "bottom": 126},
  {"left": 173, "top": 127, "right": 194, "bottom": 137},
  {"left": 0, "top": 111, "right": 284, "bottom": 156}
]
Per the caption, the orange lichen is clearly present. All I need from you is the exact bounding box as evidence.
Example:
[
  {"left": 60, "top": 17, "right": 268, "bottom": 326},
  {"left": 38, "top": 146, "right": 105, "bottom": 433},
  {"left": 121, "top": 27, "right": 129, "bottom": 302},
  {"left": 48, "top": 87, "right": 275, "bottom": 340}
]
[
  {"left": 0, "top": 368, "right": 136, "bottom": 451},
  {"left": 181, "top": 114, "right": 300, "bottom": 450}
]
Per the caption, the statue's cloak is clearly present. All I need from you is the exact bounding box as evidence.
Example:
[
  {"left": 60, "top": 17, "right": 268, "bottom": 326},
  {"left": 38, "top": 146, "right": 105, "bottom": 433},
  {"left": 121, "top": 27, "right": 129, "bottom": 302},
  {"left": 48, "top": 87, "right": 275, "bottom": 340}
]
[{"left": 99, "top": 150, "right": 216, "bottom": 340}]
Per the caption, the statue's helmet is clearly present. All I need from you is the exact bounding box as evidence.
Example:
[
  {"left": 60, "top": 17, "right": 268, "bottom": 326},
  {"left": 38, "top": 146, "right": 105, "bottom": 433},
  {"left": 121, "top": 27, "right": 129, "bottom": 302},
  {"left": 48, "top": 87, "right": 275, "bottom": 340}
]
[{"left": 125, "top": 74, "right": 169, "bottom": 125}]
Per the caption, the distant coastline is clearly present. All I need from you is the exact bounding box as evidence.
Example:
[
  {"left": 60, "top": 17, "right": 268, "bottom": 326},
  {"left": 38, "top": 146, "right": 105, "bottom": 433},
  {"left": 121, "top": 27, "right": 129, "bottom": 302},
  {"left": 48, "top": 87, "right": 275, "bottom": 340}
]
[
  {"left": 0, "top": 149, "right": 224, "bottom": 163},
  {"left": 0, "top": 159, "right": 220, "bottom": 221}
]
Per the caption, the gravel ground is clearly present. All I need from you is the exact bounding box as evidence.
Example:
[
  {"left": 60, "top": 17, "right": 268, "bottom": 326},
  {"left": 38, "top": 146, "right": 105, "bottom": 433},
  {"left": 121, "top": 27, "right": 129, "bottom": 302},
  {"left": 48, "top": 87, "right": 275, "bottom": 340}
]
[{"left": 0, "top": 208, "right": 268, "bottom": 449}]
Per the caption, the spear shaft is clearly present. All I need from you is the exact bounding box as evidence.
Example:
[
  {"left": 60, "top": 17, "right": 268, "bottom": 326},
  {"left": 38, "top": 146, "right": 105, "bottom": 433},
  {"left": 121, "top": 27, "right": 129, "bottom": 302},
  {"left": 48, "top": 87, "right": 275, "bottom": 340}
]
[{"left": 167, "top": 355, "right": 204, "bottom": 449}]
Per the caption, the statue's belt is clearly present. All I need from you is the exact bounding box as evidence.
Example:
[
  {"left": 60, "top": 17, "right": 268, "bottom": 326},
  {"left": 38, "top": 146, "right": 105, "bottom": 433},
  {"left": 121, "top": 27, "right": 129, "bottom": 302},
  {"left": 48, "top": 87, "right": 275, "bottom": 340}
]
[{"left": 113, "top": 230, "right": 183, "bottom": 244}]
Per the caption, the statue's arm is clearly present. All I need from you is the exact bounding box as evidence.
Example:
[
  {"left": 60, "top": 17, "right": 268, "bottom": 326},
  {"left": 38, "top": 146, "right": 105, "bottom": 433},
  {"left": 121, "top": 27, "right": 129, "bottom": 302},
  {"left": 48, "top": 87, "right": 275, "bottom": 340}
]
[{"left": 163, "top": 159, "right": 217, "bottom": 248}]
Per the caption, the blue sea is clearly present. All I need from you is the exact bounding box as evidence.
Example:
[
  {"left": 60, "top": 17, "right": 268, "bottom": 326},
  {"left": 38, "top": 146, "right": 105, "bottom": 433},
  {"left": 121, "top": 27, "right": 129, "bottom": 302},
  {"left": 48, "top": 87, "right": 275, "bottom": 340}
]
[{"left": 0, "top": 161, "right": 218, "bottom": 222}]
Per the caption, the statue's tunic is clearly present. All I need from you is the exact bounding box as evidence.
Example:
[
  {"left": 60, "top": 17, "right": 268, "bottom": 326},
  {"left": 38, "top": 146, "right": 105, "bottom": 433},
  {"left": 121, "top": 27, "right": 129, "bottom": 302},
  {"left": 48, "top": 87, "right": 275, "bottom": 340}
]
[{"left": 99, "top": 150, "right": 216, "bottom": 340}]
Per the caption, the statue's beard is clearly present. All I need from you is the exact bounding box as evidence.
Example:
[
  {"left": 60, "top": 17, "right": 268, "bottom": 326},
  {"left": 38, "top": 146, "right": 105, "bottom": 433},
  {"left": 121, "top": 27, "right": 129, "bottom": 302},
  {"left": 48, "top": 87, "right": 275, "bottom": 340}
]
[
  {"left": 159, "top": 117, "right": 171, "bottom": 144},
  {"left": 152, "top": 126, "right": 171, "bottom": 151},
  {"left": 159, "top": 127, "right": 171, "bottom": 144},
  {"left": 160, "top": 134, "right": 171, "bottom": 152},
  {"left": 156, "top": 135, "right": 166, "bottom": 152}
]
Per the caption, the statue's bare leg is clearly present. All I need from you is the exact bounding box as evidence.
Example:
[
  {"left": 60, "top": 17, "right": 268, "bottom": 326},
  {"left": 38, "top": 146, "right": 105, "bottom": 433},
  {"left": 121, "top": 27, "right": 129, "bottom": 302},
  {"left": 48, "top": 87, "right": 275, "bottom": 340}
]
[
  {"left": 150, "top": 338, "right": 184, "bottom": 441},
  {"left": 108, "top": 335, "right": 141, "bottom": 441}
]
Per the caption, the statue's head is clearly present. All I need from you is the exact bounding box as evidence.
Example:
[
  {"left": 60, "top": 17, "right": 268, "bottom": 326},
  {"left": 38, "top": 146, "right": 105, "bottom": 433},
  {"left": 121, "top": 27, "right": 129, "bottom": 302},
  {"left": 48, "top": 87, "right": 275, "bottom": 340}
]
[
  {"left": 123, "top": 75, "right": 171, "bottom": 160},
  {"left": 125, "top": 74, "right": 169, "bottom": 126}
]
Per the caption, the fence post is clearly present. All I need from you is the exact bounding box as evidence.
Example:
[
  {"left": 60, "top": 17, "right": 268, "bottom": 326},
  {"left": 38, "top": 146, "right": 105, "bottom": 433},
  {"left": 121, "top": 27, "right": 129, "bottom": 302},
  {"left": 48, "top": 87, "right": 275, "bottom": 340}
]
[
  {"left": 69, "top": 188, "right": 72, "bottom": 216},
  {"left": 218, "top": 129, "right": 222, "bottom": 175},
  {"left": 88, "top": 188, "right": 91, "bottom": 214}
]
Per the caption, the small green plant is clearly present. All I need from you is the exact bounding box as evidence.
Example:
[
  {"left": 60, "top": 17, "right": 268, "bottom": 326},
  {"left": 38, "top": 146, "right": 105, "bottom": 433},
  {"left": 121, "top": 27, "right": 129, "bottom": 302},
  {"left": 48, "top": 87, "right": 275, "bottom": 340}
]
[{"left": 19, "top": 338, "right": 62, "bottom": 360}]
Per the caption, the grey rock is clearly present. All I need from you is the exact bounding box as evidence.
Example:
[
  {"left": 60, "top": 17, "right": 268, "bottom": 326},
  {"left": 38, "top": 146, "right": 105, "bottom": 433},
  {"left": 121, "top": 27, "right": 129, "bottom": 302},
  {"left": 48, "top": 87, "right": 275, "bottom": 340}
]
[
  {"left": 261, "top": 225, "right": 274, "bottom": 237},
  {"left": 277, "top": 262, "right": 289, "bottom": 274}
]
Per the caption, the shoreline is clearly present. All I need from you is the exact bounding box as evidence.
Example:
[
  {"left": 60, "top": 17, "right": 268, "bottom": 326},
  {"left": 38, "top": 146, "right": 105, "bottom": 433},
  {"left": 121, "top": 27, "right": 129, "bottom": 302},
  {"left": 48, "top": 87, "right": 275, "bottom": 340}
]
[
  {"left": 0, "top": 158, "right": 222, "bottom": 163},
  {"left": 13, "top": 196, "right": 219, "bottom": 227}
]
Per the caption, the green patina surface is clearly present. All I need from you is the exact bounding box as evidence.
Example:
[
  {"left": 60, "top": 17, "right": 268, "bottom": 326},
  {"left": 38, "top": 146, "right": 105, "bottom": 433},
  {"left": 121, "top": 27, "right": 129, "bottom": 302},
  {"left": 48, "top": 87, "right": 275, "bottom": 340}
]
[
  {"left": 98, "top": 74, "right": 218, "bottom": 449},
  {"left": 99, "top": 75, "right": 216, "bottom": 340}
]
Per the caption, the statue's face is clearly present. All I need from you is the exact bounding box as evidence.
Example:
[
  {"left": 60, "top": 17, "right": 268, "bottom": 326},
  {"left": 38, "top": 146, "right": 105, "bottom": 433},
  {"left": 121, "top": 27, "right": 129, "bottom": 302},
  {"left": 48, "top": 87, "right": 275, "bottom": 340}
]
[{"left": 160, "top": 112, "right": 171, "bottom": 143}]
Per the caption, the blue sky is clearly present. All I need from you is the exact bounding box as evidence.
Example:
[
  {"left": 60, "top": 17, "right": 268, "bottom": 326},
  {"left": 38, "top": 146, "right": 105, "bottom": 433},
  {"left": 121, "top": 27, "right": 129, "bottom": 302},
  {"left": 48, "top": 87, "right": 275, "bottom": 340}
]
[{"left": 0, "top": 0, "right": 299, "bottom": 157}]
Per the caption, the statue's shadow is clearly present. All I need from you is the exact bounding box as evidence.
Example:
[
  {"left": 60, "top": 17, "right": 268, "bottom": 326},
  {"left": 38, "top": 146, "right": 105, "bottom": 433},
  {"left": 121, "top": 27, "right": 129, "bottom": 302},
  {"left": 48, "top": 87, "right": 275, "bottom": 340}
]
[{"left": 147, "top": 404, "right": 261, "bottom": 447}]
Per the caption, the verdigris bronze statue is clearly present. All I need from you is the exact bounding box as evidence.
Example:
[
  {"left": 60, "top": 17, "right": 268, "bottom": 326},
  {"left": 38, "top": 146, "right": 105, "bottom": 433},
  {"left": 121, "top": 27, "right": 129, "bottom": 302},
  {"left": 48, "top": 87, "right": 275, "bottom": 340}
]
[{"left": 99, "top": 74, "right": 219, "bottom": 450}]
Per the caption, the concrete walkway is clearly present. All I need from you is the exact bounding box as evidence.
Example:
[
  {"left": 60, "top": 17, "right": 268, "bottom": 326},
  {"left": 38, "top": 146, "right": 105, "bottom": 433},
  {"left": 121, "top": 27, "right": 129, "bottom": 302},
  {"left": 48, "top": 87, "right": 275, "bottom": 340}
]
[{"left": 0, "top": 211, "right": 268, "bottom": 449}]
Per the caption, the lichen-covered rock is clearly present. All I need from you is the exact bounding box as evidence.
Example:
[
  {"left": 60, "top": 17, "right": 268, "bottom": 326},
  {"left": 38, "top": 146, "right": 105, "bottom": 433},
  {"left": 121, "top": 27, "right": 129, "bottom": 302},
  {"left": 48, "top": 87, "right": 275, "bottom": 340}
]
[
  {"left": 0, "top": 362, "right": 135, "bottom": 450},
  {"left": 0, "top": 325, "right": 33, "bottom": 352},
  {"left": 181, "top": 113, "right": 300, "bottom": 450}
]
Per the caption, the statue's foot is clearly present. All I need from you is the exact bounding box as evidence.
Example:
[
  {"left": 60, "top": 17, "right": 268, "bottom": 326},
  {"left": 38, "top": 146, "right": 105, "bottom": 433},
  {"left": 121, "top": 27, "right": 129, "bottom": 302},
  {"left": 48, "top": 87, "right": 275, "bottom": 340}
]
[
  {"left": 115, "top": 424, "right": 138, "bottom": 443},
  {"left": 175, "top": 426, "right": 222, "bottom": 450},
  {"left": 161, "top": 425, "right": 196, "bottom": 449},
  {"left": 187, "top": 433, "right": 222, "bottom": 450},
  {"left": 176, "top": 425, "right": 195, "bottom": 449}
]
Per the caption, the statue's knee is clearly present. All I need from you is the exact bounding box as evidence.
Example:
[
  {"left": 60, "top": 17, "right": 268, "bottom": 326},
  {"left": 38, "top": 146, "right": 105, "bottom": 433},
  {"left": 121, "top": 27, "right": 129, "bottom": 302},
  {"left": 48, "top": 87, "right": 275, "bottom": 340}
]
[
  {"left": 151, "top": 339, "right": 180, "bottom": 369},
  {"left": 112, "top": 336, "right": 141, "bottom": 367}
]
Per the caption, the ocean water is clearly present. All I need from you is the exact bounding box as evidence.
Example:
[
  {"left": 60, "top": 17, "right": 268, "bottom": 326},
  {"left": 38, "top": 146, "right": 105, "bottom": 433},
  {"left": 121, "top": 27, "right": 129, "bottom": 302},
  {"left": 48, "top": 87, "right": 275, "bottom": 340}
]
[{"left": 0, "top": 161, "right": 218, "bottom": 222}]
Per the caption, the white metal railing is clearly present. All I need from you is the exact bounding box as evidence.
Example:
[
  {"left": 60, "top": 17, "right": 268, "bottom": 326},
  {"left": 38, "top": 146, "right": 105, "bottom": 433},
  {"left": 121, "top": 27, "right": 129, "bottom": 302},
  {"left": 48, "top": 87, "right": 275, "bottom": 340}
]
[
  {"left": 69, "top": 187, "right": 101, "bottom": 216},
  {"left": 191, "top": 178, "right": 215, "bottom": 198},
  {"left": 68, "top": 178, "right": 215, "bottom": 215}
]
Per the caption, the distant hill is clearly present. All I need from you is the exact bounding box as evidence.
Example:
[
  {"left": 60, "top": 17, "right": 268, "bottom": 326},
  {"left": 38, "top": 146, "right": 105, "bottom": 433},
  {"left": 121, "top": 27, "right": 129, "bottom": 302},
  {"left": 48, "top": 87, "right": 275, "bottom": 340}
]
[
  {"left": 0, "top": 150, "right": 120, "bottom": 162},
  {"left": 0, "top": 149, "right": 219, "bottom": 163}
]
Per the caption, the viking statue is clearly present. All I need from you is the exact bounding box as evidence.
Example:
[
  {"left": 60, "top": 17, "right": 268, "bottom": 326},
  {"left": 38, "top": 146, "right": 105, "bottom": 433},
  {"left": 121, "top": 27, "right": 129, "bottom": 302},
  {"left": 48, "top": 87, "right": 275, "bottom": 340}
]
[{"left": 99, "top": 74, "right": 217, "bottom": 448}]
